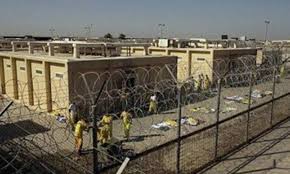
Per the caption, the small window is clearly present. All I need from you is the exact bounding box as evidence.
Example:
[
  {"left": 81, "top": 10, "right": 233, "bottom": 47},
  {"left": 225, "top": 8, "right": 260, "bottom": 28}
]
[
  {"left": 197, "top": 58, "right": 205, "bottom": 61},
  {"left": 35, "top": 69, "right": 43, "bottom": 75},
  {"left": 6, "top": 64, "right": 11, "bottom": 68},
  {"left": 20, "top": 66, "right": 26, "bottom": 71},
  {"left": 55, "top": 73, "right": 63, "bottom": 79}
]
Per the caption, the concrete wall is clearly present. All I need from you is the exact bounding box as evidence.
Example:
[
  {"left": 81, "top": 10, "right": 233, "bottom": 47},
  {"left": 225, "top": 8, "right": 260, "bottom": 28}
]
[
  {"left": 67, "top": 56, "right": 177, "bottom": 115},
  {"left": 189, "top": 50, "right": 213, "bottom": 80},
  {"left": 132, "top": 47, "right": 213, "bottom": 80},
  {"left": 212, "top": 49, "right": 258, "bottom": 82},
  {"left": 131, "top": 47, "right": 258, "bottom": 83},
  {"left": 168, "top": 50, "right": 188, "bottom": 80},
  {"left": 0, "top": 54, "right": 69, "bottom": 113},
  {"left": 130, "top": 47, "right": 145, "bottom": 55},
  {"left": 2, "top": 57, "right": 13, "bottom": 97},
  {"left": 15, "top": 58, "right": 29, "bottom": 104},
  {"left": 31, "top": 60, "right": 47, "bottom": 110},
  {"left": 50, "top": 63, "right": 68, "bottom": 111}
]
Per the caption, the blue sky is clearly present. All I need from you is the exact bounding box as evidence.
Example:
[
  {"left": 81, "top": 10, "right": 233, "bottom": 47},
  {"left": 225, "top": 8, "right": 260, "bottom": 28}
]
[{"left": 0, "top": 0, "right": 289, "bottom": 40}]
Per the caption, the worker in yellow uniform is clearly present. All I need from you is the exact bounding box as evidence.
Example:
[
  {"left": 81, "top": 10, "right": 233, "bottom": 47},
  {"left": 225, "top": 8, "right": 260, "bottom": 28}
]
[
  {"left": 74, "top": 117, "right": 88, "bottom": 160},
  {"left": 204, "top": 74, "right": 211, "bottom": 90},
  {"left": 148, "top": 95, "right": 157, "bottom": 114},
  {"left": 200, "top": 74, "right": 205, "bottom": 90},
  {"left": 68, "top": 102, "right": 77, "bottom": 131},
  {"left": 120, "top": 111, "right": 132, "bottom": 139},
  {"left": 197, "top": 74, "right": 203, "bottom": 91},
  {"left": 280, "top": 63, "right": 286, "bottom": 79},
  {"left": 100, "top": 114, "right": 113, "bottom": 144}
]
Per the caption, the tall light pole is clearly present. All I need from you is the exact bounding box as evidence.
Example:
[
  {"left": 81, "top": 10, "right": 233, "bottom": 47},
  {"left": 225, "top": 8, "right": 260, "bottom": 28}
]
[
  {"left": 158, "top": 24, "right": 165, "bottom": 39},
  {"left": 264, "top": 20, "right": 270, "bottom": 42},
  {"left": 84, "top": 24, "right": 93, "bottom": 39},
  {"left": 49, "top": 28, "right": 55, "bottom": 38}
]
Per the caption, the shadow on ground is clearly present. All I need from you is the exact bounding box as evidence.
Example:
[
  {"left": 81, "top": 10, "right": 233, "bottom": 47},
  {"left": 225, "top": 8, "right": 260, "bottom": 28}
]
[{"left": 0, "top": 120, "right": 50, "bottom": 143}]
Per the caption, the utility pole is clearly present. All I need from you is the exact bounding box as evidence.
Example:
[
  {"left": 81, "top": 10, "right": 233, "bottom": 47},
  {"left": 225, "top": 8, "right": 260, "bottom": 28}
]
[
  {"left": 49, "top": 28, "right": 55, "bottom": 38},
  {"left": 264, "top": 20, "right": 270, "bottom": 42},
  {"left": 158, "top": 24, "right": 165, "bottom": 39},
  {"left": 84, "top": 24, "right": 93, "bottom": 39},
  {"left": 176, "top": 84, "right": 182, "bottom": 174}
]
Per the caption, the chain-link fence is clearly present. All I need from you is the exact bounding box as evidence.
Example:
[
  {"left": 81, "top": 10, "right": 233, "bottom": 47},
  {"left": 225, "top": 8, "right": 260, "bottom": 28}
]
[{"left": 0, "top": 47, "right": 290, "bottom": 174}]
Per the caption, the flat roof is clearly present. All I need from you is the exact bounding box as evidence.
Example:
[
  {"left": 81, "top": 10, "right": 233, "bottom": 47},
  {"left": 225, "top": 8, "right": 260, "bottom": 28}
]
[
  {"left": 149, "top": 46, "right": 258, "bottom": 51},
  {"left": 0, "top": 51, "right": 176, "bottom": 64}
]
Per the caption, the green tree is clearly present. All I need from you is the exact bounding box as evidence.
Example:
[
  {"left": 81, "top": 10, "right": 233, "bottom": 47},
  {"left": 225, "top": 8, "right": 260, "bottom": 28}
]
[
  {"left": 104, "top": 33, "right": 113, "bottom": 39},
  {"left": 118, "top": 33, "right": 126, "bottom": 40}
]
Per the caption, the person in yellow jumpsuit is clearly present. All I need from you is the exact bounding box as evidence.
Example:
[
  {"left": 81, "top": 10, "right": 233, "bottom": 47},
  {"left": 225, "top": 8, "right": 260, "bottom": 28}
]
[
  {"left": 280, "top": 63, "right": 286, "bottom": 79},
  {"left": 197, "top": 74, "right": 203, "bottom": 91},
  {"left": 120, "top": 111, "right": 132, "bottom": 139},
  {"left": 74, "top": 118, "right": 88, "bottom": 160},
  {"left": 204, "top": 74, "right": 211, "bottom": 90},
  {"left": 100, "top": 114, "right": 113, "bottom": 144},
  {"left": 201, "top": 74, "right": 205, "bottom": 90},
  {"left": 148, "top": 95, "right": 157, "bottom": 114}
]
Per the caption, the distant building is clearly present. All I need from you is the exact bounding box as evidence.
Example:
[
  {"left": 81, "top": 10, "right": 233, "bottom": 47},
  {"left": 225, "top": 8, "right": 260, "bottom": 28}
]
[
  {"left": 129, "top": 46, "right": 262, "bottom": 82},
  {"left": 0, "top": 35, "right": 52, "bottom": 41}
]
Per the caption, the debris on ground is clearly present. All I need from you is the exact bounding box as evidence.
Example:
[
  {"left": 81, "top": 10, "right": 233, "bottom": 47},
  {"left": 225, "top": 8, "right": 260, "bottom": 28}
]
[
  {"left": 186, "top": 117, "right": 199, "bottom": 126},
  {"left": 248, "top": 89, "right": 272, "bottom": 99},
  {"left": 251, "top": 90, "right": 264, "bottom": 98},
  {"left": 240, "top": 98, "right": 255, "bottom": 105},
  {"left": 224, "top": 96, "right": 244, "bottom": 102},
  {"left": 164, "top": 119, "right": 177, "bottom": 127},
  {"left": 56, "top": 115, "right": 67, "bottom": 123},
  {"left": 222, "top": 107, "right": 237, "bottom": 113},
  {"left": 264, "top": 90, "right": 273, "bottom": 95},
  {"left": 225, "top": 95, "right": 254, "bottom": 104},
  {"left": 191, "top": 107, "right": 216, "bottom": 113},
  {"left": 151, "top": 117, "right": 200, "bottom": 130},
  {"left": 151, "top": 122, "right": 171, "bottom": 131}
]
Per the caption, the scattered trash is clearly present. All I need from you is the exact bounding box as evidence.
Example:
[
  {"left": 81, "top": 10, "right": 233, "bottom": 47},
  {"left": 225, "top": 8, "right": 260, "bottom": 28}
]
[
  {"left": 151, "top": 122, "right": 171, "bottom": 131},
  {"left": 240, "top": 98, "right": 255, "bottom": 105},
  {"left": 251, "top": 90, "right": 263, "bottom": 98},
  {"left": 224, "top": 96, "right": 244, "bottom": 102},
  {"left": 56, "top": 115, "right": 67, "bottom": 123},
  {"left": 186, "top": 117, "right": 199, "bottom": 126},
  {"left": 191, "top": 107, "right": 215, "bottom": 113},
  {"left": 264, "top": 91, "right": 273, "bottom": 95},
  {"left": 164, "top": 119, "right": 177, "bottom": 127},
  {"left": 222, "top": 107, "right": 237, "bottom": 113},
  {"left": 152, "top": 117, "right": 200, "bottom": 130},
  {"left": 181, "top": 118, "right": 187, "bottom": 124},
  {"left": 249, "top": 90, "right": 272, "bottom": 98},
  {"left": 225, "top": 95, "right": 254, "bottom": 104},
  {"left": 159, "top": 126, "right": 170, "bottom": 131}
]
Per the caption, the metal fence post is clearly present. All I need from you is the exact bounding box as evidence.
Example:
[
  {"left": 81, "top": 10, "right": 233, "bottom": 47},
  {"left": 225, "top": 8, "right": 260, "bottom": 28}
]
[
  {"left": 270, "top": 66, "right": 277, "bottom": 126},
  {"left": 92, "top": 105, "right": 99, "bottom": 174},
  {"left": 214, "top": 79, "right": 222, "bottom": 159},
  {"left": 91, "top": 80, "right": 107, "bottom": 174},
  {"left": 176, "top": 85, "right": 182, "bottom": 174},
  {"left": 0, "top": 101, "right": 13, "bottom": 117},
  {"left": 246, "top": 72, "right": 254, "bottom": 142}
]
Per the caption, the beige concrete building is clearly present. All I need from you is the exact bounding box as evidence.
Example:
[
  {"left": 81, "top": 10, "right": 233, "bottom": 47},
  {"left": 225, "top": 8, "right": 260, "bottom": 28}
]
[
  {"left": 127, "top": 47, "right": 262, "bottom": 82},
  {"left": 0, "top": 50, "right": 177, "bottom": 113}
]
